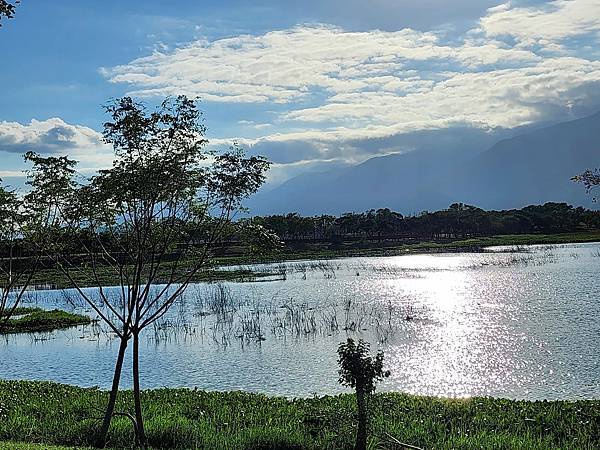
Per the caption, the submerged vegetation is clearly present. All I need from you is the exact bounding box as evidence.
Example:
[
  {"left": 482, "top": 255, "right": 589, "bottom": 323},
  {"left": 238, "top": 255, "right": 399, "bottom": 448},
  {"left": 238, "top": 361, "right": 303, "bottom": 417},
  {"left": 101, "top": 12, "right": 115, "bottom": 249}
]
[
  {"left": 0, "top": 380, "right": 599, "bottom": 450},
  {"left": 128, "top": 279, "right": 418, "bottom": 347}
]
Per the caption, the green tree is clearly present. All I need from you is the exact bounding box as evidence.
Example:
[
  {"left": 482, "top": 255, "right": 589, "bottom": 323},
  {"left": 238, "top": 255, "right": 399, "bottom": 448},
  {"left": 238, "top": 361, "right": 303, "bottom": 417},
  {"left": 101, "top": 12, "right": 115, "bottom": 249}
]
[
  {"left": 338, "top": 338, "right": 390, "bottom": 450},
  {"left": 574, "top": 169, "right": 600, "bottom": 201},
  {"left": 0, "top": 0, "right": 18, "bottom": 26},
  {"left": 0, "top": 182, "right": 38, "bottom": 333},
  {"left": 26, "top": 96, "right": 270, "bottom": 448}
]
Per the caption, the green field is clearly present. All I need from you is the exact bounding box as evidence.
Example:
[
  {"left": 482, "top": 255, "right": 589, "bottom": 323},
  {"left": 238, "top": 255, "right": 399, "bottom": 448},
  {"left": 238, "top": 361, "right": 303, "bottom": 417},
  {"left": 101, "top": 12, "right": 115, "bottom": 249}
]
[
  {"left": 21, "top": 267, "right": 274, "bottom": 291},
  {"left": 0, "top": 381, "right": 598, "bottom": 449}
]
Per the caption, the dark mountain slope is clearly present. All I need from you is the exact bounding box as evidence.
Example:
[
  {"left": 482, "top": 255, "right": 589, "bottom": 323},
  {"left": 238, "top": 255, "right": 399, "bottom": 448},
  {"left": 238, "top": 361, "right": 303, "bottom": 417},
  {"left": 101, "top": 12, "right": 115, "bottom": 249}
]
[
  {"left": 454, "top": 111, "right": 600, "bottom": 209},
  {"left": 248, "top": 114, "right": 599, "bottom": 215}
]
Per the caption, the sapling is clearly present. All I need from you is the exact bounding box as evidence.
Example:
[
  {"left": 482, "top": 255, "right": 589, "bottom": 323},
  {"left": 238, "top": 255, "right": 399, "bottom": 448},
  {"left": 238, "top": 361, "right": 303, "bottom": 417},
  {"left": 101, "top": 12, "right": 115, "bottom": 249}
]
[{"left": 337, "top": 338, "right": 390, "bottom": 450}]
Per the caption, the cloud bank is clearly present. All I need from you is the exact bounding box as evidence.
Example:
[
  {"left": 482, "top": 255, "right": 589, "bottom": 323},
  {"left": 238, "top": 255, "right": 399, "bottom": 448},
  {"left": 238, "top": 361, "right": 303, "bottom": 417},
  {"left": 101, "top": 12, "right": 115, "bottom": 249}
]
[
  {"left": 104, "top": 1, "right": 600, "bottom": 124},
  {"left": 5, "top": 1, "right": 600, "bottom": 185},
  {"left": 0, "top": 118, "right": 112, "bottom": 173}
]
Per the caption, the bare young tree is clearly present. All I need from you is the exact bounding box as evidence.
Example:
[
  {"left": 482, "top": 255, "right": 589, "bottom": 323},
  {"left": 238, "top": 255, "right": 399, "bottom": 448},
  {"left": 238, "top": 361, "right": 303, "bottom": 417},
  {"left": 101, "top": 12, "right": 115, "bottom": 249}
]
[{"left": 26, "top": 96, "right": 270, "bottom": 448}]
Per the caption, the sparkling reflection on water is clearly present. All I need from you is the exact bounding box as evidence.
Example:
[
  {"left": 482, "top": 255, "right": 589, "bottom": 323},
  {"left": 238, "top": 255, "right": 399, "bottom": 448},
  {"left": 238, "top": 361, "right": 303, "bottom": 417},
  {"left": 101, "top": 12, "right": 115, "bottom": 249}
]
[{"left": 1, "top": 242, "right": 599, "bottom": 399}]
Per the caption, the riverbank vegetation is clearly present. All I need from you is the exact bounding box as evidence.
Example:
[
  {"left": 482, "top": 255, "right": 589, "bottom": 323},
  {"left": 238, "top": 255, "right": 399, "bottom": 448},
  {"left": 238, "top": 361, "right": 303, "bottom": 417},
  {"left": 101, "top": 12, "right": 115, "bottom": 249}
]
[
  {"left": 216, "top": 230, "right": 600, "bottom": 265},
  {"left": 19, "top": 266, "right": 277, "bottom": 291},
  {"left": 0, "top": 380, "right": 598, "bottom": 449},
  {"left": 5, "top": 230, "right": 599, "bottom": 291},
  {"left": 0, "top": 93, "right": 598, "bottom": 449}
]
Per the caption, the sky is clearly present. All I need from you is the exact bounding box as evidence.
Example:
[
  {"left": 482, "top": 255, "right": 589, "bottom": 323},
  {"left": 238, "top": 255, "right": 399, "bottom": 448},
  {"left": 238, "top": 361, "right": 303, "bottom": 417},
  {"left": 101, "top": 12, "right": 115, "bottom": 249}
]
[{"left": 1, "top": 0, "right": 600, "bottom": 186}]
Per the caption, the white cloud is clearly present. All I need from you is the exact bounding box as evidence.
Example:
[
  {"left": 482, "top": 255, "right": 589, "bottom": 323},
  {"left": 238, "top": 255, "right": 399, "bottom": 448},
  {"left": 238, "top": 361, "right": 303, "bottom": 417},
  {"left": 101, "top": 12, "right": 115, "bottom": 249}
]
[
  {"left": 284, "top": 57, "right": 600, "bottom": 128},
  {"left": 21, "top": 0, "right": 600, "bottom": 186},
  {"left": 0, "top": 170, "right": 23, "bottom": 179},
  {"left": 0, "top": 118, "right": 102, "bottom": 152},
  {"left": 102, "top": 0, "right": 600, "bottom": 147},
  {"left": 0, "top": 118, "right": 113, "bottom": 172},
  {"left": 481, "top": 0, "right": 600, "bottom": 45},
  {"left": 102, "top": 24, "right": 539, "bottom": 105}
]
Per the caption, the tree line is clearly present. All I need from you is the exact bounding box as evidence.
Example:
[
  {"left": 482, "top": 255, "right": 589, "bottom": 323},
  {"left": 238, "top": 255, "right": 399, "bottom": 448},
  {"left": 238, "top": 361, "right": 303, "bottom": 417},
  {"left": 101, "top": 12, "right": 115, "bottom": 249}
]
[{"left": 252, "top": 202, "right": 600, "bottom": 242}]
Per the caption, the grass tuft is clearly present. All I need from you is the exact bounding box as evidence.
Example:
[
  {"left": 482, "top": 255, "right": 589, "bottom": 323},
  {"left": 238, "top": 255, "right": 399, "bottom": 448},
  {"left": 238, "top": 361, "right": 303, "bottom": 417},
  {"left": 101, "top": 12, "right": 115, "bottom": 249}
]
[{"left": 0, "top": 309, "right": 91, "bottom": 334}]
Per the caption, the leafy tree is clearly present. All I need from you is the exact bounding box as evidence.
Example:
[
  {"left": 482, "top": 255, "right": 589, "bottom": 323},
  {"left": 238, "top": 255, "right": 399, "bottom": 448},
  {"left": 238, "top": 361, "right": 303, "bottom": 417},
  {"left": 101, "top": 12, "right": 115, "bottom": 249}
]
[
  {"left": 1, "top": 150, "right": 82, "bottom": 332},
  {"left": 26, "top": 96, "right": 270, "bottom": 448},
  {"left": 237, "top": 221, "right": 283, "bottom": 257},
  {"left": 0, "top": 0, "right": 18, "bottom": 27},
  {"left": 253, "top": 202, "right": 600, "bottom": 246},
  {"left": 374, "top": 208, "right": 403, "bottom": 237},
  {"left": 573, "top": 169, "right": 600, "bottom": 201},
  {"left": 338, "top": 338, "right": 390, "bottom": 450},
  {"left": 0, "top": 182, "right": 38, "bottom": 333}
]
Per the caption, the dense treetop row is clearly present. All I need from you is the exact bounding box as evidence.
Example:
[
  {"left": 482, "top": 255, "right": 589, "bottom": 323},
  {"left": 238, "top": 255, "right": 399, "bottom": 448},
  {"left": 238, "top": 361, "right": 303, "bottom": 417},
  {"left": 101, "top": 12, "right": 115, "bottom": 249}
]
[{"left": 251, "top": 203, "right": 600, "bottom": 241}]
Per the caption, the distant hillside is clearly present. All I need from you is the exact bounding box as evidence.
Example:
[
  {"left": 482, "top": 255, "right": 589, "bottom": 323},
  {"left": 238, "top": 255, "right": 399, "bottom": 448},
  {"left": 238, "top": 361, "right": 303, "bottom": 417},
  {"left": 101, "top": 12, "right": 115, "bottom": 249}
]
[
  {"left": 248, "top": 113, "right": 599, "bottom": 215},
  {"left": 452, "top": 111, "right": 600, "bottom": 210}
]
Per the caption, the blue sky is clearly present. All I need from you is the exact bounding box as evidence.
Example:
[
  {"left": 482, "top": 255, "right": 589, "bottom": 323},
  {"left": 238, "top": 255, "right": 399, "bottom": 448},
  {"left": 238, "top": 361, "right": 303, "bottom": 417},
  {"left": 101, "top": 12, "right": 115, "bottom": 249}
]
[{"left": 1, "top": 0, "right": 600, "bottom": 185}]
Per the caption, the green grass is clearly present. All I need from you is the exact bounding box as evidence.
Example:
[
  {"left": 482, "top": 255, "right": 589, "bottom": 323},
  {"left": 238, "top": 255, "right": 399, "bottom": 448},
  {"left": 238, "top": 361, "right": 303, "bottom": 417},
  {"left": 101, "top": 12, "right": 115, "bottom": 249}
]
[
  {"left": 0, "top": 381, "right": 598, "bottom": 449},
  {"left": 435, "top": 231, "right": 600, "bottom": 248},
  {"left": 0, "top": 309, "right": 91, "bottom": 334},
  {"left": 18, "top": 267, "right": 276, "bottom": 291},
  {"left": 0, "top": 443, "right": 86, "bottom": 449}
]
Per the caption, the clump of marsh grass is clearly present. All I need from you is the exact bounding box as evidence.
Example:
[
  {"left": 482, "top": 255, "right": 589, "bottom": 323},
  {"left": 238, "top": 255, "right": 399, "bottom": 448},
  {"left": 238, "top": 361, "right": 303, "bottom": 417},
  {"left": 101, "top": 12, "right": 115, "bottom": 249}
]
[{"left": 51, "top": 277, "right": 423, "bottom": 349}]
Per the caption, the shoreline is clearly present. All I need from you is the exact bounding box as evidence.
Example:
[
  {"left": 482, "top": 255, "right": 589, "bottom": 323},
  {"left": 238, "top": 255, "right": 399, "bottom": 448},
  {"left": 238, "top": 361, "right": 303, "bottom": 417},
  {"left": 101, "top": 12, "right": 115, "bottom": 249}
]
[{"left": 215, "top": 231, "right": 600, "bottom": 265}]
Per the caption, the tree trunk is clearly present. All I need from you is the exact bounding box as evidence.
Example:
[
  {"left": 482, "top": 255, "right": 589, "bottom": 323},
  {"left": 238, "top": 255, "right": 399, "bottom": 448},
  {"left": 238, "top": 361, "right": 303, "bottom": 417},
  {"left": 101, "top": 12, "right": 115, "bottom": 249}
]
[
  {"left": 96, "top": 333, "right": 128, "bottom": 448},
  {"left": 132, "top": 331, "right": 147, "bottom": 449},
  {"left": 355, "top": 388, "right": 367, "bottom": 450}
]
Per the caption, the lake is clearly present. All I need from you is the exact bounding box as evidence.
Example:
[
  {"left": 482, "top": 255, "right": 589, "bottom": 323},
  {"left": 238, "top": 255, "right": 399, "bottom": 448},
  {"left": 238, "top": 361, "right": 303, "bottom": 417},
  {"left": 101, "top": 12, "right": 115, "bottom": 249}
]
[{"left": 1, "top": 242, "right": 599, "bottom": 400}]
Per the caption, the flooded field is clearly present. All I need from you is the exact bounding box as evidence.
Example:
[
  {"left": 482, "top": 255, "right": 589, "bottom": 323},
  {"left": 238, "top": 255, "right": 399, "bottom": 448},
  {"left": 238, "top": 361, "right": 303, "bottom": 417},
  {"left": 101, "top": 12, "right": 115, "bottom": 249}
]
[{"left": 1, "top": 242, "right": 599, "bottom": 399}]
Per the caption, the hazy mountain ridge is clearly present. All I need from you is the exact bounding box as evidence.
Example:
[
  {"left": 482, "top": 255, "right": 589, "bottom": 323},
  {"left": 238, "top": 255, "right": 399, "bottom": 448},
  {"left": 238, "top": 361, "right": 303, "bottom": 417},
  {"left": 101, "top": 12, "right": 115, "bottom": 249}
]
[{"left": 248, "top": 113, "right": 600, "bottom": 215}]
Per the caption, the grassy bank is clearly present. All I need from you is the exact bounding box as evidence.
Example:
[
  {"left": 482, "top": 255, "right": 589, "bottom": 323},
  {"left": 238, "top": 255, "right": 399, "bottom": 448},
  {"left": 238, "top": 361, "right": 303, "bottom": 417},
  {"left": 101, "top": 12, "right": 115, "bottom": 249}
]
[
  {"left": 217, "top": 230, "right": 600, "bottom": 265},
  {"left": 0, "top": 307, "right": 43, "bottom": 318},
  {"left": 0, "top": 381, "right": 598, "bottom": 449},
  {"left": 0, "top": 443, "right": 85, "bottom": 450},
  {"left": 20, "top": 267, "right": 276, "bottom": 291},
  {"left": 0, "top": 309, "right": 91, "bottom": 334}
]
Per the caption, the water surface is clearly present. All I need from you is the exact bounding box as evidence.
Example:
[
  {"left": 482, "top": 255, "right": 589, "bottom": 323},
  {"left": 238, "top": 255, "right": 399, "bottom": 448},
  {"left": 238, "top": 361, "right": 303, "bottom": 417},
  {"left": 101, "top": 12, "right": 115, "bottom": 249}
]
[{"left": 1, "top": 242, "right": 599, "bottom": 399}]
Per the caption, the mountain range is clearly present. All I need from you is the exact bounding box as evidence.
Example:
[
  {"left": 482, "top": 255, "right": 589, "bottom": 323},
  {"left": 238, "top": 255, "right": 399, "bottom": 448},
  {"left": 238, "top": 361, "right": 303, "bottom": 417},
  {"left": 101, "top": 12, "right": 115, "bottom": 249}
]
[{"left": 248, "top": 112, "right": 600, "bottom": 215}]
